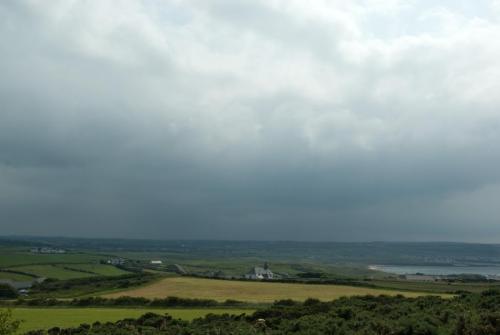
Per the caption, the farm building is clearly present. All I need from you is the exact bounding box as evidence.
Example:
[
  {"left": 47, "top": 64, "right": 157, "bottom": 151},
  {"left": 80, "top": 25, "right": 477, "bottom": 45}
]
[
  {"left": 150, "top": 260, "right": 163, "bottom": 265},
  {"left": 245, "top": 263, "right": 274, "bottom": 280},
  {"left": 106, "top": 258, "right": 125, "bottom": 265}
]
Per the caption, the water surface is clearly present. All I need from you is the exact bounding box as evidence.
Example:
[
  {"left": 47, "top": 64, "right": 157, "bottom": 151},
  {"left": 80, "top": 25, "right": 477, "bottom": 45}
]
[{"left": 371, "top": 265, "right": 500, "bottom": 277}]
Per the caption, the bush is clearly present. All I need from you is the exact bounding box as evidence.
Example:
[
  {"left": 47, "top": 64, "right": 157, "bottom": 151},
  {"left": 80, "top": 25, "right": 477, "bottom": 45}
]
[
  {"left": 0, "top": 285, "right": 17, "bottom": 300},
  {"left": 0, "top": 309, "right": 21, "bottom": 335}
]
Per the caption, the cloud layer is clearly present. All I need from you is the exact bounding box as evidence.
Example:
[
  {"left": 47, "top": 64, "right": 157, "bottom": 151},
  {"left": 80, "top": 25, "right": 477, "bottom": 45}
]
[{"left": 1, "top": 0, "right": 500, "bottom": 241}]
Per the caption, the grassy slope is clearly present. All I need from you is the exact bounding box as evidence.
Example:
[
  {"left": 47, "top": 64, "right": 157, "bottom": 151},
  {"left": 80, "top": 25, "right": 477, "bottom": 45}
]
[
  {"left": 59, "top": 264, "right": 130, "bottom": 276},
  {"left": 0, "top": 271, "right": 34, "bottom": 281},
  {"left": 0, "top": 248, "right": 130, "bottom": 280},
  {"left": 104, "top": 276, "right": 444, "bottom": 303},
  {"left": 5, "top": 264, "right": 130, "bottom": 280},
  {"left": 0, "top": 251, "right": 103, "bottom": 268},
  {"left": 9, "top": 307, "right": 254, "bottom": 333},
  {"left": 7, "top": 265, "right": 96, "bottom": 280}
]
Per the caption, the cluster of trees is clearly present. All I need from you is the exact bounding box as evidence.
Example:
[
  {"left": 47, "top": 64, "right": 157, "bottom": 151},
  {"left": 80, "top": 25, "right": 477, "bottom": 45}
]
[
  {"left": 12, "top": 296, "right": 246, "bottom": 308},
  {"left": 19, "top": 290, "right": 500, "bottom": 334}
]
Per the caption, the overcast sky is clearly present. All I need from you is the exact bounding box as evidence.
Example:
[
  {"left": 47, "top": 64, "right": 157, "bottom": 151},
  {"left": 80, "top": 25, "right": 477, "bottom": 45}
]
[{"left": 1, "top": 0, "right": 500, "bottom": 242}]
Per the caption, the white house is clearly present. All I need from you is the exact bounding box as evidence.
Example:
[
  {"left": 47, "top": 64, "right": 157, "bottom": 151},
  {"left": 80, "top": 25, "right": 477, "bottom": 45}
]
[{"left": 245, "top": 263, "right": 274, "bottom": 280}]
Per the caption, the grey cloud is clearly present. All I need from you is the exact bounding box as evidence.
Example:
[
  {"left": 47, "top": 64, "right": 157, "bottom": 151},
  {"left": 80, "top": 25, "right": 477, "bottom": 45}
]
[{"left": 1, "top": 0, "right": 500, "bottom": 241}]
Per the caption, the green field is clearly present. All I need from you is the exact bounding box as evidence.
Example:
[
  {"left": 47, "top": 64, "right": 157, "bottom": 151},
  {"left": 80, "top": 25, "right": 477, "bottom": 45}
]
[
  {"left": 3, "top": 264, "right": 130, "bottom": 280},
  {"left": 7, "top": 265, "right": 96, "bottom": 280},
  {"left": 105, "top": 276, "right": 445, "bottom": 303},
  {"left": 0, "top": 250, "right": 103, "bottom": 268},
  {"left": 370, "top": 279, "right": 500, "bottom": 294},
  {"left": 0, "top": 271, "right": 34, "bottom": 282},
  {"left": 8, "top": 307, "right": 254, "bottom": 333},
  {"left": 58, "top": 264, "right": 130, "bottom": 276},
  {"left": 112, "top": 251, "right": 381, "bottom": 278}
]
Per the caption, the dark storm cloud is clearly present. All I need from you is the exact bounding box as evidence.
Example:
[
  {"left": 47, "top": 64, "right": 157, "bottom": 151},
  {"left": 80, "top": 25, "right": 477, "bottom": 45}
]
[{"left": 2, "top": 0, "right": 500, "bottom": 241}]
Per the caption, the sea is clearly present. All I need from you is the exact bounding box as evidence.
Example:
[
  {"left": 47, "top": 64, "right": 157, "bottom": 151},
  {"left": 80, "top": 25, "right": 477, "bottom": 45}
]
[{"left": 370, "top": 265, "right": 500, "bottom": 277}]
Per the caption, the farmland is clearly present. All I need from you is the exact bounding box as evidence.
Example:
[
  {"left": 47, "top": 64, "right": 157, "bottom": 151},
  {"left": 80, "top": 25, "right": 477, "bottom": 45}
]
[
  {"left": 0, "top": 250, "right": 103, "bottom": 268},
  {"left": 0, "top": 246, "right": 132, "bottom": 283},
  {"left": 104, "top": 276, "right": 440, "bottom": 303},
  {"left": 7, "top": 265, "right": 96, "bottom": 280},
  {"left": 0, "top": 271, "right": 34, "bottom": 282},
  {"left": 2, "top": 237, "right": 500, "bottom": 335},
  {"left": 9, "top": 307, "right": 254, "bottom": 333},
  {"left": 1, "top": 263, "right": 131, "bottom": 281}
]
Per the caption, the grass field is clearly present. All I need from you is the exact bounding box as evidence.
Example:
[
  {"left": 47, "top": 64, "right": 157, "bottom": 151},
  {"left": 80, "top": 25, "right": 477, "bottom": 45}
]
[
  {"left": 0, "top": 250, "right": 103, "bottom": 268},
  {"left": 0, "top": 271, "right": 34, "bottom": 281},
  {"left": 370, "top": 279, "right": 500, "bottom": 294},
  {"left": 112, "top": 251, "right": 381, "bottom": 278},
  {"left": 8, "top": 307, "right": 254, "bottom": 333},
  {"left": 3, "top": 263, "right": 130, "bottom": 280},
  {"left": 59, "top": 264, "right": 130, "bottom": 276},
  {"left": 105, "top": 277, "right": 442, "bottom": 303},
  {"left": 7, "top": 265, "right": 96, "bottom": 280}
]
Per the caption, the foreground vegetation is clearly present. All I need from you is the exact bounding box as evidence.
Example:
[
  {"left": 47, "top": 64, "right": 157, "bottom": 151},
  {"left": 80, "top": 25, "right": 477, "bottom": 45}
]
[
  {"left": 8, "top": 291, "right": 500, "bottom": 335},
  {"left": 8, "top": 307, "right": 254, "bottom": 333},
  {"left": 105, "top": 276, "right": 439, "bottom": 302},
  {"left": 7, "top": 296, "right": 252, "bottom": 308}
]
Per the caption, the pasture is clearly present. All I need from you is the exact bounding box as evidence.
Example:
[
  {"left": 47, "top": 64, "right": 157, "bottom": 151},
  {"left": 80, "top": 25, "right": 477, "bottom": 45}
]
[
  {"left": 9, "top": 307, "right": 254, "bottom": 333},
  {"left": 0, "top": 271, "right": 34, "bottom": 282},
  {"left": 0, "top": 248, "right": 131, "bottom": 281},
  {"left": 7, "top": 265, "right": 95, "bottom": 280},
  {"left": 105, "top": 276, "right": 439, "bottom": 303},
  {"left": 4, "top": 264, "right": 130, "bottom": 280},
  {"left": 0, "top": 250, "right": 102, "bottom": 268},
  {"left": 57, "top": 264, "right": 130, "bottom": 277}
]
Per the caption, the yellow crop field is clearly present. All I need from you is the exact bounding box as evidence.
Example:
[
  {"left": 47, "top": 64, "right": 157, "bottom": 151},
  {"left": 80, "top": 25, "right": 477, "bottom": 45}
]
[{"left": 105, "top": 277, "right": 442, "bottom": 303}]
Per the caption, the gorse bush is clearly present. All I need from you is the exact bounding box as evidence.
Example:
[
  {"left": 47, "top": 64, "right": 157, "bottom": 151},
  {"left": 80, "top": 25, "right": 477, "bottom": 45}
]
[{"left": 0, "top": 309, "right": 20, "bottom": 335}]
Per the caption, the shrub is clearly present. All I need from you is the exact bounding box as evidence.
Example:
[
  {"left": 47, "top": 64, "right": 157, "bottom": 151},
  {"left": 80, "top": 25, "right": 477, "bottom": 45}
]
[
  {"left": 0, "top": 285, "right": 17, "bottom": 300},
  {"left": 0, "top": 309, "right": 21, "bottom": 335}
]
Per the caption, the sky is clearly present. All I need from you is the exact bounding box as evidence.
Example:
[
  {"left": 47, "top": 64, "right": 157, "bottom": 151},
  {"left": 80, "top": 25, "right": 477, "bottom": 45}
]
[{"left": 1, "top": 0, "right": 500, "bottom": 242}]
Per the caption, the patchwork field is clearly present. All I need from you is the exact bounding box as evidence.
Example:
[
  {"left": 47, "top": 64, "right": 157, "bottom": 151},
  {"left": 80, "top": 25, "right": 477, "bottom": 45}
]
[
  {"left": 0, "top": 249, "right": 132, "bottom": 281},
  {"left": 58, "top": 264, "right": 130, "bottom": 277},
  {"left": 7, "top": 265, "right": 95, "bottom": 280},
  {"left": 10, "top": 307, "right": 254, "bottom": 333},
  {"left": 0, "top": 251, "right": 103, "bottom": 268},
  {"left": 105, "top": 277, "right": 438, "bottom": 303},
  {"left": 1, "top": 264, "right": 130, "bottom": 281},
  {"left": 0, "top": 271, "right": 34, "bottom": 282}
]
